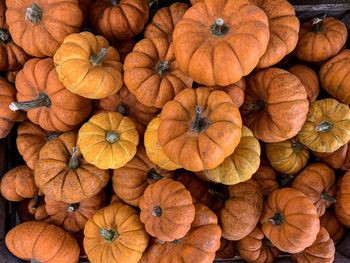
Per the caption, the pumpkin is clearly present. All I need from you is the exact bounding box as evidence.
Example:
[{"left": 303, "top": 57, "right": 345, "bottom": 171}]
[
  {"left": 34, "top": 132, "right": 110, "bottom": 203},
  {"left": 260, "top": 188, "right": 320, "bottom": 253},
  {"left": 18, "top": 198, "right": 36, "bottom": 222},
  {"left": 18, "top": 197, "right": 49, "bottom": 222},
  {"left": 0, "top": 77, "right": 20, "bottom": 138},
  {"left": 292, "top": 163, "right": 336, "bottom": 217},
  {"left": 124, "top": 37, "right": 192, "bottom": 108},
  {"left": 216, "top": 238, "right": 236, "bottom": 259},
  {"left": 201, "top": 126, "right": 261, "bottom": 185},
  {"left": 190, "top": 0, "right": 201, "bottom": 4},
  {"left": 0, "top": 165, "right": 38, "bottom": 201},
  {"left": 241, "top": 68, "right": 309, "bottom": 142},
  {"left": 288, "top": 64, "right": 320, "bottom": 102},
  {"left": 298, "top": 99, "right": 350, "bottom": 153},
  {"left": 320, "top": 210, "right": 345, "bottom": 244},
  {"left": 294, "top": 16, "right": 347, "bottom": 62},
  {"left": 212, "top": 78, "right": 246, "bottom": 108},
  {"left": 5, "top": 221, "right": 80, "bottom": 263},
  {"left": 10, "top": 58, "right": 91, "bottom": 132},
  {"left": 17, "top": 120, "right": 61, "bottom": 170},
  {"left": 266, "top": 137, "right": 310, "bottom": 174},
  {"left": 236, "top": 226, "right": 280, "bottom": 263},
  {"left": 251, "top": 0, "right": 299, "bottom": 68},
  {"left": 112, "top": 38, "right": 136, "bottom": 62},
  {"left": 291, "top": 227, "right": 335, "bottom": 263},
  {"left": 109, "top": 194, "right": 123, "bottom": 204},
  {"left": 221, "top": 179, "right": 263, "bottom": 240},
  {"left": 84, "top": 202, "right": 149, "bottom": 263},
  {"left": 5, "top": 0, "right": 82, "bottom": 57},
  {"left": 314, "top": 142, "right": 350, "bottom": 171},
  {"left": 112, "top": 145, "right": 174, "bottom": 206},
  {"left": 94, "top": 85, "right": 159, "bottom": 137},
  {"left": 141, "top": 203, "right": 221, "bottom": 263},
  {"left": 0, "top": 1, "right": 29, "bottom": 72},
  {"left": 144, "top": 2, "right": 189, "bottom": 41},
  {"left": 90, "top": 0, "right": 149, "bottom": 40},
  {"left": 144, "top": 115, "right": 181, "bottom": 170},
  {"left": 335, "top": 171, "right": 350, "bottom": 228},
  {"left": 159, "top": 87, "right": 242, "bottom": 172},
  {"left": 77, "top": 111, "right": 139, "bottom": 170},
  {"left": 139, "top": 178, "right": 195, "bottom": 241},
  {"left": 53, "top": 31, "right": 123, "bottom": 99},
  {"left": 173, "top": 0, "right": 269, "bottom": 86},
  {"left": 45, "top": 192, "right": 106, "bottom": 232},
  {"left": 319, "top": 49, "right": 350, "bottom": 104}
]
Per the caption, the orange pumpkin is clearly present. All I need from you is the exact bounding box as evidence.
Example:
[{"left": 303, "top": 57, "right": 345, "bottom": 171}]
[
  {"left": 320, "top": 210, "right": 345, "bottom": 244},
  {"left": 335, "top": 171, "right": 350, "bottom": 228},
  {"left": 212, "top": 78, "right": 246, "bottom": 108},
  {"left": 314, "top": 142, "right": 350, "bottom": 171}
]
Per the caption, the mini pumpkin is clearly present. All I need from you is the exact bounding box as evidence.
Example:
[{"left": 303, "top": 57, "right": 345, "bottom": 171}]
[
  {"left": 298, "top": 99, "right": 350, "bottom": 153},
  {"left": 112, "top": 145, "right": 174, "bottom": 207},
  {"left": 294, "top": 16, "right": 347, "bottom": 62},
  {"left": 320, "top": 210, "right": 345, "bottom": 244},
  {"left": 266, "top": 137, "right": 310, "bottom": 174},
  {"left": 77, "top": 111, "right": 139, "bottom": 170},
  {"left": 141, "top": 203, "right": 221, "bottom": 263},
  {"left": 10, "top": 58, "right": 91, "bottom": 132},
  {"left": 241, "top": 68, "right": 309, "bottom": 142},
  {"left": 139, "top": 178, "right": 195, "bottom": 241},
  {"left": 5, "top": 221, "right": 80, "bottom": 263},
  {"left": 221, "top": 179, "right": 263, "bottom": 240},
  {"left": 84, "top": 202, "right": 149, "bottom": 263},
  {"left": 319, "top": 49, "right": 350, "bottom": 104},
  {"left": 236, "top": 226, "right": 280, "bottom": 263},
  {"left": 173, "top": 0, "right": 269, "bottom": 86},
  {"left": 335, "top": 171, "right": 350, "bottom": 228},
  {"left": 21, "top": 196, "right": 50, "bottom": 222},
  {"left": 5, "top": 0, "right": 83, "bottom": 57},
  {"left": 53, "top": 31, "right": 123, "bottom": 99},
  {"left": 211, "top": 78, "right": 246, "bottom": 108},
  {"left": 90, "top": 0, "right": 149, "bottom": 40},
  {"left": 159, "top": 87, "right": 242, "bottom": 172},
  {"left": 35, "top": 132, "right": 110, "bottom": 203},
  {"left": 314, "top": 142, "right": 350, "bottom": 171},
  {"left": 124, "top": 37, "right": 192, "bottom": 108},
  {"left": 260, "top": 188, "right": 320, "bottom": 253},
  {"left": 216, "top": 238, "right": 236, "bottom": 259}
]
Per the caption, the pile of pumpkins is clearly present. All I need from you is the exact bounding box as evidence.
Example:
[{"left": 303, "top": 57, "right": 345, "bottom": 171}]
[{"left": 0, "top": 0, "right": 349, "bottom": 262}]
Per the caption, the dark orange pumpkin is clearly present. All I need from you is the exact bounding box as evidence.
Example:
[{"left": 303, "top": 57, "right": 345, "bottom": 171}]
[
  {"left": 335, "top": 171, "right": 350, "bottom": 228},
  {"left": 314, "top": 142, "right": 350, "bottom": 171},
  {"left": 320, "top": 210, "right": 345, "bottom": 244}
]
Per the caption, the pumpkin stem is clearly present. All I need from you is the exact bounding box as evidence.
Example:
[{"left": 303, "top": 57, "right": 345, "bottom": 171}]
[
  {"left": 26, "top": 3, "right": 43, "bottom": 24},
  {"left": 268, "top": 213, "right": 284, "bottom": 225},
  {"left": 90, "top": 48, "right": 108, "bottom": 66},
  {"left": 210, "top": 18, "right": 229, "bottom": 36},
  {"left": 111, "top": 0, "right": 120, "bottom": 5},
  {"left": 106, "top": 131, "right": 119, "bottom": 144},
  {"left": 312, "top": 14, "right": 327, "bottom": 32},
  {"left": 99, "top": 228, "right": 118, "bottom": 242},
  {"left": 291, "top": 139, "right": 304, "bottom": 152},
  {"left": 242, "top": 101, "right": 266, "bottom": 111},
  {"left": 67, "top": 203, "right": 80, "bottom": 213},
  {"left": 116, "top": 103, "right": 129, "bottom": 116},
  {"left": 9, "top": 93, "right": 51, "bottom": 111},
  {"left": 315, "top": 120, "right": 333, "bottom": 132},
  {"left": 155, "top": 61, "right": 170, "bottom": 76},
  {"left": 68, "top": 147, "right": 80, "bottom": 169},
  {"left": 152, "top": 206, "right": 162, "bottom": 217},
  {"left": 321, "top": 191, "right": 337, "bottom": 203},
  {"left": 276, "top": 174, "right": 295, "bottom": 187},
  {"left": 191, "top": 106, "right": 207, "bottom": 133},
  {"left": 147, "top": 168, "right": 164, "bottom": 183},
  {"left": 0, "top": 28, "right": 10, "bottom": 44},
  {"left": 46, "top": 132, "right": 61, "bottom": 141}
]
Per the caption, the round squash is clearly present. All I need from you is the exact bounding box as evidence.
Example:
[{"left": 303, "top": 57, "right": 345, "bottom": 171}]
[
  {"left": 90, "top": 0, "right": 149, "bottom": 40},
  {"left": 84, "top": 202, "right": 149, "bottom": 263},
  {"left": 201, "top": 126, "right": 261, "bottom": 185},
  {"left": 216, "top": 238, "right": 236, "bottom": 259},
  {"left": 211, "top": 78, "right": 246, "bottom": 108},
  {"left": 77, "top": 111, "right": 139, "bottom": 170},
  {"left": 295, "top": 16, "right": 347, "bottom": 62},
  {"left": 173, "top": 0, "right": 270, "bottom": 86},
  {"left": 35, "top": 132, "right": 110, "bottom": 203},
  {"left": 241, "top": 67, "right": 309, "bottom": 142},
  {"left": 221, "top": 179, "right": 263, "bottom": 240},
  {"left": 320, "top": 210, "right": 345, "bottom": 244},
  {"left": 5, "top": 0, "right": 82, "bottom": 57},
  {"left": 260, "top": 188, "right": 320, "bottom": 253},
  {"left": 266, "top": 137, "right": 310, "bottom": 174},
  {"left": 112, "top": 145, "right": 174, "bottom": 207},
  {"left": 335, "top": 171, "right": 350, "bottom": 228},
  {"left": 159, "top": 87, "right": 242, "bottom": 172},
  {"left": 53, "top": 31, "right": 123, "bottom": 99},
  {"left": 298, "top": 99, "right": 350, "bottom": 153},
  {"left": 10, "top": 58, "right": 92, "bottom": 132},
  {"left": 319, "top": 49, "right": 350, "bottom": 104},
  {"left": 314, "top": 142, "right": 350, "bottom": 171},
  {"left": 139, "top": 178, "right": 195, "bottom": 241},
  {"left": 5, "top": 221, "right": 80, "bottom": 263},
  {"left": 124, "top": 37, "right": 193, "bottom": 108}
]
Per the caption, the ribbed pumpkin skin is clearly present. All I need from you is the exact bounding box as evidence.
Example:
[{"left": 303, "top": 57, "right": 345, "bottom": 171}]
[
  {"left": 260, "top": 188, "right": 320, "bottom": 253},
  {"left": 221, "top": 179, "right": 263, "bottom": 240},
  {"left": 5, "top": 221, "right": 80, "bottom": 263},
  {"left": 253, "top": 164, "right": 280, "bottom": 196},
  {"left": 319, "top": 49, "right": 350, "bottom": 104},
  {"left": 141, "top": 203, "right": 221, "bottom": 263},
  {"left": 335, "top": 171, "right": 350, "bottom": 228},
  {"left": 314, "top": 142, "right": 350, "bottom": 171},
  {"left": 209, "top": 78, "right": 246, "bottom": 108},
  {"left": 84, "top": 202, "right": 149, "bottom": 263},
  {"left": 298, "top": 99, "right": 350, "bottom": 153},
  {"left": 320, "top": 210, "right": 345, "bottom": 244}
]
